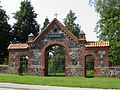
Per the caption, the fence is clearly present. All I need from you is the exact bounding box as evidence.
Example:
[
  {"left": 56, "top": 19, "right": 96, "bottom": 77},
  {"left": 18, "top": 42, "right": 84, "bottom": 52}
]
[
  {"left": 0, "top": 65, "right": 9, "bottom": 73},
  {"left": 98, "top": 65, "right": 120, "bottom": 77}
]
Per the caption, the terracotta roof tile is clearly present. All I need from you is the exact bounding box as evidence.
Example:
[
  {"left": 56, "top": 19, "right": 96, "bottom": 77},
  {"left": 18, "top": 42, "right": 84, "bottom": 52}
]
[
  {"left": 0, "top": 65, "right": 9, "bottom": 67},
  {"left": 8, "top": 44, "right": 28, "bottom": 49},
  {"left": 85, "top": 41, "right": 109, "bottom": 47}
]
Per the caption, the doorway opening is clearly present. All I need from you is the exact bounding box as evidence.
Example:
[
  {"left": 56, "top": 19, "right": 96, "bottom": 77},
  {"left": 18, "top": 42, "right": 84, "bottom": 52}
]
[
  {"left": 85, "top": 55, "right": 94, "bottom": 78},
  {"left": 19, "top": 56, "right": 28, "bottom": 75},
  {"left": 45, "top": 44, "right": 66, "bottom": 76}
]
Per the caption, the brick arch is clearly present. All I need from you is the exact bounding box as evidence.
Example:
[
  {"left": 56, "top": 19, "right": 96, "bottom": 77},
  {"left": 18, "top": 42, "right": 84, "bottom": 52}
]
[
  {"left": 41, "top": 41, "right": 70, "bottom": 76},
  {"left": 41, "top": 41, "right": 70, "bottom": 59},
  {"left": 17, "top": 54, "right": 30, "bottom": 63},
  {"left": 18, "top": 54, "right": 30, "bottom": 59},
  {"left": 14, "top": 54, "right": 30, "bottom": 63},
  {"left": 84, "top": 52, "right": 97, "bottom": 60},
  {"left": 84, "top": 52, "right": 97, "bottom": 77},
  {"left": 42, "top": 41, "right": 70, "bottom": 52}
]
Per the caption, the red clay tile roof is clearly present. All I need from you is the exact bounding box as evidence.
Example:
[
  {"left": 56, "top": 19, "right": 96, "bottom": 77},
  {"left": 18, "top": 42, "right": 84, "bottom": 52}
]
[
  {"left": 8, "top": 44, "right": 28, "bottom": 49},
  {"left": 0, "top": 65, "right": 9, "bottom": 67},
  {"left": 8, "top": 41, "right": 109, "bottom": 49},
  {"left": 85, "top": 41, "right": 109, "bottom": 47}
]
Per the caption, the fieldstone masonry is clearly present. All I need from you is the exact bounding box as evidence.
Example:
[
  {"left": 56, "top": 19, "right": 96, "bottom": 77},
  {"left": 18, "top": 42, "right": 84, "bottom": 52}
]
[{"left": 1, "top": 18, "right": 119, "bottom": 77}]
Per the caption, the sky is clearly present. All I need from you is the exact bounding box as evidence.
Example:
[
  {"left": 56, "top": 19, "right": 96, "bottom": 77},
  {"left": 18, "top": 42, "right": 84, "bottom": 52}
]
[{"left": 0, "top": 0, "right": 99, "bottom": 41}]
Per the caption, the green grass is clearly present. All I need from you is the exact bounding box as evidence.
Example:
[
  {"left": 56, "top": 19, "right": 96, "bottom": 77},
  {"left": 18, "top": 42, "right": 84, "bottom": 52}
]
[
  {"left": 0, "top": 73, "right": 120, "bottom": 89},
  {"left": 86, "top": 70, "right": 94, "bottom": 77},
  {"left": 48, "top": 72, "right": 65, "bottom": 76}
]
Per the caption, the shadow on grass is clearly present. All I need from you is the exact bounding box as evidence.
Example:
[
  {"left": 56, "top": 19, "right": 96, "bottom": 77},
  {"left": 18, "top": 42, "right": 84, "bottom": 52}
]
[{"left": 85, "top": 76, "right": 94, "bottom": 78}]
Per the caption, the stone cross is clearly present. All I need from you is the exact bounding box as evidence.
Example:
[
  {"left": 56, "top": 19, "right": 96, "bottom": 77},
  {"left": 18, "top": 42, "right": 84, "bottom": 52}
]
[{"left": 54, "top": 13, "right": 58, "bottom": 19}]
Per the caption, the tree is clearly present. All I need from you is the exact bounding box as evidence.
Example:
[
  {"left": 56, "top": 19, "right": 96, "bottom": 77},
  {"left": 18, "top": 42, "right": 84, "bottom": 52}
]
[
  {"left": 89, "top": 0, "right": 120, "bottom": 65},
  {"left": 41, "top": 17, "right": 50, "bottom": 31},
  {"left": 0, "top": 5, "right": 11, "bottom": 64},
  {"left": 13, "top": 0, "right": 39, "bottom": 43},
  {"left": 63, "top": 10, "right": 81, "bottom": 37}
]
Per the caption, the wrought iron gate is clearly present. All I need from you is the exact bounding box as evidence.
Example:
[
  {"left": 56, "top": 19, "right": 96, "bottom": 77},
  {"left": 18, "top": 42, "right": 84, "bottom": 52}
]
[{"left": 19, "top": 56, "right": 28, "bottom": 75}]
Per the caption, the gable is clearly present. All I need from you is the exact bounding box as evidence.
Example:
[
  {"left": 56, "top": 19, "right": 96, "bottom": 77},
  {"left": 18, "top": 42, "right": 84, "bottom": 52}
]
[{"left": 33, "top": 18, "right": 79, "bottom": 43}]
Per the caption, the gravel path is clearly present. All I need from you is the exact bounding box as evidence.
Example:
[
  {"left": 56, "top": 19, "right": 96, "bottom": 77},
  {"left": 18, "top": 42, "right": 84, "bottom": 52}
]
[{"left": 0, "top": 83, "right": 108, "bottom": 90}]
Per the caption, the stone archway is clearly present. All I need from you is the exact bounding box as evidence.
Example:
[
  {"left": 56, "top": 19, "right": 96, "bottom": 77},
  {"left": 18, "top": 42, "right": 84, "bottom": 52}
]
[
  {"left": 84, "top": 52, "right": 97, "bottom": 77},
  {"left": 85, "top": 55, "right": 95, "bottom": 77},
  {"left": 41, "top": 42, "right": 70, "bottom": 76},
  {"left": 45, "top": 44, "right": 65, "bottom": 76}
]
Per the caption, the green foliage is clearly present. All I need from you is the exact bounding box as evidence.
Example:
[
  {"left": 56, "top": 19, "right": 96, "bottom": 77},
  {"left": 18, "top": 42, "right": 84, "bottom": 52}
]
[
  {"left": 3, "top": 57, "right": 8, "bottom": 65},
  {"left": 41, "top": 17, "right": 50, "bottom": 31},
  {"left": 12, "top": 0, "right": 39, "bottom": 43},
  {"left": 85, "top": 55, "right": 94, "bottom": 70},
  {"left": 48, "top": 53, "right": 65, "bottom": 74},
  {"left": 0, "top": 74, "right": 120, "bottom": 89},
  {"left": 89, "top": 0, "right": 120, "bottom": 65},
  {"left": 0, "top": 5, "right": 11, "bottom": 64},
  {"left": 85, "top": 55, "right": 94, "bottom": 77},
  {"left": 63, "top": 10, "right": 81, "bottom": 37}
]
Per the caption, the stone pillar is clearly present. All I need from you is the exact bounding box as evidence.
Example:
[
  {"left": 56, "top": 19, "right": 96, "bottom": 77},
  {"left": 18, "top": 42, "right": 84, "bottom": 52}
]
[{"left": 28, "top": 33, "right": 35, "bottom": 42}]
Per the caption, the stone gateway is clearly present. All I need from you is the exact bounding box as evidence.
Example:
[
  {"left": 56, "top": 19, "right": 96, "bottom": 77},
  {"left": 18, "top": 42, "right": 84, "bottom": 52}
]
[{"left": 1, "top": 18, "right": 112, "bottom": 77}]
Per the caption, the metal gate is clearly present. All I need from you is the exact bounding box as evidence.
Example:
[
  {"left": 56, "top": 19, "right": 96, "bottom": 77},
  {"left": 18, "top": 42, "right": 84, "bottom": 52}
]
[{"left": 19, "top": 56, "right": 28, "bottom": 75}]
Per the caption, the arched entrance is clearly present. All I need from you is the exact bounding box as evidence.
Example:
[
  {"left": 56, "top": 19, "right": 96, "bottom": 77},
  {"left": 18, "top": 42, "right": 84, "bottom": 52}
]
[
  {"left": 19, "top": 56, "right": 28, "bottom": 75},
  {"left": 45, "top": 44, "right": 66, "bottom": 76},
  {"left": 85, "top": 55, "right": 95, "bottom": 77}
]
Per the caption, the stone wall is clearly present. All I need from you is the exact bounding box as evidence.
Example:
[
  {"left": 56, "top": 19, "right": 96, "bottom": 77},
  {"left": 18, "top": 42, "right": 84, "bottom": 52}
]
[
  {"left": 8, "top": 43, "right": 109, "bottom": 76},
  {"left": 95, "top": 66, "right": 120, "bottom": 77},
  {"left": 0, "top": 65, "right": 9, "bottom": 74}
]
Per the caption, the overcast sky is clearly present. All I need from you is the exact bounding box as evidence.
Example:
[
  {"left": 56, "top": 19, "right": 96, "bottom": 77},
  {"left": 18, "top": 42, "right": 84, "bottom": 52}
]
[{"left": 0, "top": 0, "right": 99, "bottom": 41}]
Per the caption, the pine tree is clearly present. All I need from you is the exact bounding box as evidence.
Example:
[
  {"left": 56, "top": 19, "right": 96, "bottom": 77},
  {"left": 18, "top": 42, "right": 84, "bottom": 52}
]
[
  {"left": 41, "top": 17, "right": 50, "bottom": 31},
  {"left": 13, "top": 0, "right": 39, "bottom": 43},
  {"left": 89, "top": 0, "right": 120, "bottom": 65},
  {"left": 63, "top": 10, "right": 81, "bottom": 37},
  {"left": 0, "top": 5, "right": 11, "bottom": 64}
]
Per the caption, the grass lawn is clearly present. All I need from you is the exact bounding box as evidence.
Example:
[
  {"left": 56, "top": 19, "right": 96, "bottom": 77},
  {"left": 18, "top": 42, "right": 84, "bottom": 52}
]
[
  {"left": 86, "top": 70, "right": 94, "bottom": 78},
  {"left": 48, "top": 72, "right": 65, "bottom": 76},
  {"left": 0, "top": 73, "right": 120, "bottom": 89}
]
